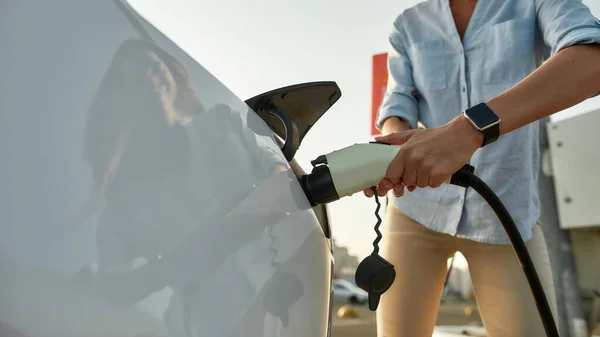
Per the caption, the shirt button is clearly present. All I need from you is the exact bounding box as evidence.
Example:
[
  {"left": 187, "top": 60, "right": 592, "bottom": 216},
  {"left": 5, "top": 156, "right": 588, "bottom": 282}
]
[{"left": 462, "top": 87, "right": 466, "bottom": 92}]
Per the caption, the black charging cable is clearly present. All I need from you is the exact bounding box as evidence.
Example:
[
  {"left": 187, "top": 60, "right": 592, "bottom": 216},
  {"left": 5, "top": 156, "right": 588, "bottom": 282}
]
[
  {"left": 451, "top": 164, "right": 560, "bottom": 337},
  {"left": 301, "top": 151, "right": 560, "bottom": 335}
]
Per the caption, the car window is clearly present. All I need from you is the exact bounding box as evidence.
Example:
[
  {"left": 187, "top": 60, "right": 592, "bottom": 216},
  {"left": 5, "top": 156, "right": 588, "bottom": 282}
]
[{"left": 333, "top": 283, "right": 347, "bottom": 290}]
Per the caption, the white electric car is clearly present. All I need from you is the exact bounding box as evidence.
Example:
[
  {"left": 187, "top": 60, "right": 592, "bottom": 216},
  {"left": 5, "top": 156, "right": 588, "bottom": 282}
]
[
  {"left": 1, "top": 1, "right": 338, "bottom": 336},
  {"left": 2, "top": 1, "right": 496, "bottom": 336}
]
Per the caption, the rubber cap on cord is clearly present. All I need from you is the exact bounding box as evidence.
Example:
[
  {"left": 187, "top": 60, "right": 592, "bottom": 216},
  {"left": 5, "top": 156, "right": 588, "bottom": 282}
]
[{"left": 355, "top": 254, "right": 396, "bottom": 311}]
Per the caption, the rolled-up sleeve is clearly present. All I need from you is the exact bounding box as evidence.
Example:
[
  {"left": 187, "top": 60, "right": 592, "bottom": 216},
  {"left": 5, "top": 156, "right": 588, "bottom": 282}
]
[
  {"left": 375, "top": 21, "right": 419, "bottom": 131},
  {"left": 536, "top": 0, "right": 600, "bottom": 56}
]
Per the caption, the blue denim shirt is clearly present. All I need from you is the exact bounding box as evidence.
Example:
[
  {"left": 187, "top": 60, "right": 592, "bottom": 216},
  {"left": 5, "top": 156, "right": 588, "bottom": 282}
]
[{"left": 376, "top": 0, "right": 600, "bottom": 244}]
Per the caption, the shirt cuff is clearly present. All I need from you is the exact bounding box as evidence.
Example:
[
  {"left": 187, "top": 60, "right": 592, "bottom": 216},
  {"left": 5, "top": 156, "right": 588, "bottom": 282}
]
[
  {"left": 376, "top": 92, "right": 418, "bottom": 130},
  {"left": 553, "top": 26, "right": 600, "bottom": 55}
]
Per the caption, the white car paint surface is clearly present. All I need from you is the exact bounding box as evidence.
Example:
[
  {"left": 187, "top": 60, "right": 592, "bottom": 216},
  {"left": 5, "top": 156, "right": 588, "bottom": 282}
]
[{"left": 0, "top": 1, "right": 334, "bottom": 336}]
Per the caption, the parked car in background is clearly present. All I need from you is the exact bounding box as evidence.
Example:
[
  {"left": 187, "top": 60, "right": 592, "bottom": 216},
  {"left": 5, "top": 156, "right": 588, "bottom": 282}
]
[{"left": 333, "top": 279, "right": 368, "bottom": 305}]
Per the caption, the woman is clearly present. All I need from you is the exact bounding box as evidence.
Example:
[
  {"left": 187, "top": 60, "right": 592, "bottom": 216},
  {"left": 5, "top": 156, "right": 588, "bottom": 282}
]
[
  {"left": 83, "top": 39, "right": 201, "bottom": 272},
  {"left": 367, "top": 0, "right": 600, "bottom": 336},
  {"left": 78, "top": 37, "right": 291, "bottom": 337}
]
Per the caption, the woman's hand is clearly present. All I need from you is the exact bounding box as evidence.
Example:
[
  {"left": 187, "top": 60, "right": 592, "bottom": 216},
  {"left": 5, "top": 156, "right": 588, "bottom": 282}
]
[
  {"left": 370, "top": 114, "right": 483, "bottom": 197},
  {"left": 364, "top": 116, "right": 412, "bottom": 198}
]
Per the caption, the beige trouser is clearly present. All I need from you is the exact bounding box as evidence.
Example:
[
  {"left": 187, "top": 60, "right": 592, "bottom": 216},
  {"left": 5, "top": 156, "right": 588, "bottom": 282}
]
[{"left": 376, "top": 204, "right": 558, "bottom": 337}]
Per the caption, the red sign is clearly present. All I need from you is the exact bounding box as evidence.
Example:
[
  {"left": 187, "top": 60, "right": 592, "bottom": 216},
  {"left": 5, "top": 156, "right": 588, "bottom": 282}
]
[{"left": 371, "top": 52, "right": 388, "bottom": 136}]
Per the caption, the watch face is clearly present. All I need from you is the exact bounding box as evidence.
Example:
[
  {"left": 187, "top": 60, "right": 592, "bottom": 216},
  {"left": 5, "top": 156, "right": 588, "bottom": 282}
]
[{"left": 467, "top": 105, "right": 499, "bottom": 128}]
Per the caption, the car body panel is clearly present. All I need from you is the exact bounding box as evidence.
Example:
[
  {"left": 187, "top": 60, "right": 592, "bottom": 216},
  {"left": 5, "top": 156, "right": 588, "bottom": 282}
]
[{"left": 0, "top": 1, "right": 334, "bottom": 336}]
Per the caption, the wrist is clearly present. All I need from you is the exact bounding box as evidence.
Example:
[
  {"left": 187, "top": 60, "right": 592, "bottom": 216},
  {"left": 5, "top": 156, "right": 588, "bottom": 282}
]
[
  {"left": 461, "top": 102, "right": 502, "bottom": 147},
  {"left": 485, "top": 98, "right": 510, "bottom": 136},
  {"left": 382, "top": 116, "right": 411, "bottom": 134},
  {"left": 450, "top": 114, "right": 485, "bottom": 148}
]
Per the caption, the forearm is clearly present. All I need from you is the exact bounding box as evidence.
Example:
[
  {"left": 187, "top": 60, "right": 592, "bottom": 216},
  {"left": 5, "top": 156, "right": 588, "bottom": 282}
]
[
  {"left": 381, "top": 116, "right": 411, "bottom": 135},
  {"left": 486, "top": 44, "right": 600, "bottom": 135}
]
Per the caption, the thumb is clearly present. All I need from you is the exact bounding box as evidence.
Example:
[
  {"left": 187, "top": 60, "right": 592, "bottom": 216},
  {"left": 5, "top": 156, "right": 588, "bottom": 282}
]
[{"left": 374, "top": 130, "right": 416, "bottom": 145}]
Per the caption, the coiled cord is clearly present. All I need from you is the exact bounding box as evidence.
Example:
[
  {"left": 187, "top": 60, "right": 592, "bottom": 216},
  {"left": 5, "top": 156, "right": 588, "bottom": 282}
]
[{"left": 370, "top": 186, "right": 383, "bottom": 255}]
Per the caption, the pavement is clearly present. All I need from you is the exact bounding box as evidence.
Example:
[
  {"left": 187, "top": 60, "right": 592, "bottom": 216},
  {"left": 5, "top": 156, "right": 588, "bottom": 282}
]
[
  {"left": 331, "top": 299, "right": 600, "bottom": 337},
  {"left": 331, "top": 298, "right": 483, "bottom": 337}
]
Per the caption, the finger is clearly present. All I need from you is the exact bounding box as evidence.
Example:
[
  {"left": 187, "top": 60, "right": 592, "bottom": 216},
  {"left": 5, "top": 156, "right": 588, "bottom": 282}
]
[
  {"left": 429, "top": 178, "right": 444, "bottom": 188},
  {"left": 385, "top": 148, "right": 407, "bottom": 184},
  {"left": 381, "top": 178, "right": 393, "bottom": 190},
  {"left": 374, "top": 130, "right": 416, "bottom": 146},
  {"left": 407, "top": 186, "right": 417, "bottom": 192},
  {"left": 400, "top": 149, "right": 424, "bottom": 187},
  {"left": 363, "top": 189, "right": 374, "bottom": 197},
  {"left": 377, "top": 186, "right": 389, "bottom": 197},
  {"left": 374, "top": 133, "right": 412, "bottom": 146},
  {"left": 429, "top": 170, "right": 448, "bottom": 188},
  {"left": 417, "top": 163, "right": 433, "bottom": 188},
  {"left": 392, "top": 184, "right": 404, "bottom": 197},
  {"left": 402, "top": 168, "right": 418, "bottom": 188},
  {"left": 417, "top": 175, "right": 430, "bottom": 188}
]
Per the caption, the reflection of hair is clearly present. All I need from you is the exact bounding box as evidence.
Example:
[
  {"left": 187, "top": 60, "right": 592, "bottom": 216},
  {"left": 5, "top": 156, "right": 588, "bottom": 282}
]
[{"left": 84, "top": 39, "right": 197, "bottom": 191}]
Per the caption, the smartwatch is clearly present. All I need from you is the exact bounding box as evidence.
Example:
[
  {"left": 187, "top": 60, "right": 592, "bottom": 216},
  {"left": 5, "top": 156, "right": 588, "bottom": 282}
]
[{"left": 462, "top": 102, "right": 501, "bottom": 147}]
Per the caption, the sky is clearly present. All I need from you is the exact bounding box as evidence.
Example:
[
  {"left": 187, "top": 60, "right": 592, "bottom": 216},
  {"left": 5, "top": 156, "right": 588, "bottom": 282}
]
[{"left": 128, "top": 0, "right": 600, "bottom": 269}]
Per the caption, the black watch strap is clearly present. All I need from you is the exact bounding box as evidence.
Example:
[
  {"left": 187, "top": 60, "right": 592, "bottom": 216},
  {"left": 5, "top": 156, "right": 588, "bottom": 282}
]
[
  {"left": 482, "top": 121, "right": 500, "bottom": 147},
  {"left": 463, "top": 103, "right": 501, "bottom": 147}
]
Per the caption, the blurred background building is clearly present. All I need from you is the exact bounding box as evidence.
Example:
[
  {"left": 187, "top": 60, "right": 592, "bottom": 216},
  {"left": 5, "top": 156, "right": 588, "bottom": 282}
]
[{"left": 332, "top": 239, "right": 360, "bottom": 284}]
